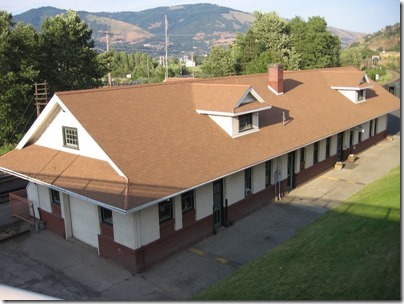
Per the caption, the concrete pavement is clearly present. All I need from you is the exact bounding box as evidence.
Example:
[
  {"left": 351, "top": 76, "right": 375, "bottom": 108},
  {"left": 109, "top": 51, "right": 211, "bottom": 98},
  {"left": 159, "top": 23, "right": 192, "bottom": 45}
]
[{"left": 0, "top": 132, "right": 400, "bottom": 300}]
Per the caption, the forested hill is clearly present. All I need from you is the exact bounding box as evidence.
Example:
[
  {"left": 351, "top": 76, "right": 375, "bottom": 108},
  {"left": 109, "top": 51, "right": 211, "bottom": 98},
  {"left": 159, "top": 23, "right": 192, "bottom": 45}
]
[{"left": 14, "top": 4, "right": 366, "bottom": 56}]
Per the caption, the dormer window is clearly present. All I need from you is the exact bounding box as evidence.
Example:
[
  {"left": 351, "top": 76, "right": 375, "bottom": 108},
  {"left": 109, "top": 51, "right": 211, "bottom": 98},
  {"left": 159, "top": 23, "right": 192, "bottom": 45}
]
[
  {"left": 358, "top": 89, "right": 365, "bottom": 101},
  {"left": 193, "top": 84, "right": 271, "bottom": 138},
  {"left": 239, "top": 114, "right": 253, "bottom": 132},
  {"left": 63, "top": 126, "right": 79, "bottom": 149}
]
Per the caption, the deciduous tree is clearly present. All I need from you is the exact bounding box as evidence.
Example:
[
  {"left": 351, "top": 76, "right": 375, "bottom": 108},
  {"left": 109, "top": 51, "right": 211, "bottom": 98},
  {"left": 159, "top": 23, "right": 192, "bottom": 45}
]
[
  {"left": 288, "top": 16, "right": 341, "bottom": 69},
  {"left": 0, "top": 11, "right": 39, "bottom": 146},
  {"left": 38, "top": 10, "right": 105, "bottom": 93}
]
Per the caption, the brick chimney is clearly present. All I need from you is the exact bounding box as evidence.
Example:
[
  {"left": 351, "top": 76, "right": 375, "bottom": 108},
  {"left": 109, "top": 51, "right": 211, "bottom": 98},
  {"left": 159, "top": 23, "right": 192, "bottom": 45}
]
[{"left": 268, "top": 63, "right": 284, "bottom": 95}]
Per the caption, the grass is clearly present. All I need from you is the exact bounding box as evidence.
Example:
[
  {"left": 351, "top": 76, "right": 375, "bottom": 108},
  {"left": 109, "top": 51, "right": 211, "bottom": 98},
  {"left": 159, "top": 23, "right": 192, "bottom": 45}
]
[{"left": 194, "top": 166, "right": 400, "bottom": 300}]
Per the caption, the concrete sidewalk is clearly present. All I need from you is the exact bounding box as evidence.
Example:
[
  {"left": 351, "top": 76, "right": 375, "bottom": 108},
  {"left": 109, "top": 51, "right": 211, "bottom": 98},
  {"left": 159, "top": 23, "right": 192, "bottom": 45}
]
[{"left": 0, "top": 134, "right": 400, "bottom": 300}]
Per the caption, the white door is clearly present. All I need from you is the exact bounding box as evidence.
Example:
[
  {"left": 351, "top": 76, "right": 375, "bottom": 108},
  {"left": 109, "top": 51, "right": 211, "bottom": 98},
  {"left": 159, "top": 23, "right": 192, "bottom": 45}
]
[{"left": 70, "top": 197, "right": 100, "bottom": 249}]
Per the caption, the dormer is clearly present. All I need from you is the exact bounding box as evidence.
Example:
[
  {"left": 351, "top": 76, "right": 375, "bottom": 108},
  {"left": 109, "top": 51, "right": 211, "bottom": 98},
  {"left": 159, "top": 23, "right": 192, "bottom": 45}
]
[
  {"left": 193, "top": 84, "right": 271, "bottom": 138},
  {"left": 322, "top": 70, "right": 373, "bottom": 104}
]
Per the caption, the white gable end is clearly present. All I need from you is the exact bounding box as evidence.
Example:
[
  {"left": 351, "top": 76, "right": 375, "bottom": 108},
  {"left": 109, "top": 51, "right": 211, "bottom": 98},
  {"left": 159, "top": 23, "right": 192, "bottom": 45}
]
[
  {"left": 17, "top": 95, "right": 125, "bottom": 177},
  {"left": 35, "top": 106, "right": 108, "bottom": 161}
]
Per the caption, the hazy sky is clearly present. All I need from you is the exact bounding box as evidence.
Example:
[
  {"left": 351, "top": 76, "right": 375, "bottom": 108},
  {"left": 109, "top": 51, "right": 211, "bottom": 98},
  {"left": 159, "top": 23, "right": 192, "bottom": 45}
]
[{"left": 1, "top": 0, "right": 400, "bottom": 33}]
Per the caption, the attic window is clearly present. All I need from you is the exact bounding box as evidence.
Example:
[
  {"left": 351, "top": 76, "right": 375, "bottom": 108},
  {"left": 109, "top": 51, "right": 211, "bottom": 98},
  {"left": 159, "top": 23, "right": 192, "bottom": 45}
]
[
  {"left": 239, "top": 114, "right": 253, "bottom": 132},
  {"left": 62, "top": 126, "right": 79, "bottom": 149}
]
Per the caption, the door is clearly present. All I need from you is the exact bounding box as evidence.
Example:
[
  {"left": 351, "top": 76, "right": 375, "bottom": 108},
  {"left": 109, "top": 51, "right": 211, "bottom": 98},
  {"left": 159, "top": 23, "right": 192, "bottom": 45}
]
[
  {"left": 70, "top": 197, "right": 100, "bottom": 248},
  {"left": 337, "top": 132, "right": 344, "bottom": 161},
  {"left": 287, "top": 152, "right": 295, "bottom": 190},
  {"left": 213, "top": 179, "right": 223, "bottom": 229}
]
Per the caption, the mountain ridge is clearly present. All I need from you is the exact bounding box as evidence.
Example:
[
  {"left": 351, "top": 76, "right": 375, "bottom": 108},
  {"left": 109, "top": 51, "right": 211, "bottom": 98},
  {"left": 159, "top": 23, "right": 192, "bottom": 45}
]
[{"left": 13, "top": 4, "right": 367, "bottom": 56}]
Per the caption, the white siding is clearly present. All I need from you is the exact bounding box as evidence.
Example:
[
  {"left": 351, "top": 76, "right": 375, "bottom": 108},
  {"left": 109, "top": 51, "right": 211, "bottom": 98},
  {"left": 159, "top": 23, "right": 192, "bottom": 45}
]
[
  {"left": 70, "top": 197, "right": 100, "bottom": 248},
  {"left": 376, "top": 115, "right": 387, "bottom": 133},
  {"left": 35, "top": 108, "right": 109, "bottom": 161},
  {"left": 173, "top": 195, "right": 182, "bottom": 231},
  {"left": 252, "top": 163, "right": 265, "bottom": 193},
  {"left": 208, "top": 115, "right": 233, "bottom": 137},
  {"left": 337, "top": 90, "right": 357, "bottom": 103},
  {"left": 139, "top": 205, "right": 159, "bottom": 245},
  {"left": 195, "top": 183, "right": 213, "bottom": 220},
  {"left": 362, "top": 121, "right": 370, "bottom": 141},
  {"left": 113, "top": 211, "right": 136, "bottom": 249},
  {"left": 225, "top": 171, "right": 244, "bottom": 206},
  {"left": 61, "top": 193, "right": 72, "bottom": 238},
  {"left": 26, "top": 182, "right": 40, "bottom": 218},
  {"left": 305, "top": 144, "right": 314, "bottom": 168},
  {"left": 37, "top": 185, "right": 52, "bottom": 213},
  {"left": 319, "top": 139, "right": 326, "bottom": 162},
  {"left": 330, "top": 135, "right": 337, "bottom": 156}
]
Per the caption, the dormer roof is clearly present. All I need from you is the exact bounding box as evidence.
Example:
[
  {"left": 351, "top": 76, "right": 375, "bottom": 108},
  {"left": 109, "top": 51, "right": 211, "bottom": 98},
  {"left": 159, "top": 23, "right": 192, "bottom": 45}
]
[
  {"left": 321, "top": 70, "right": 373, "bottom": 90},
  {"left": 193, "top": 83, "right": 271, "bottom": 116}
]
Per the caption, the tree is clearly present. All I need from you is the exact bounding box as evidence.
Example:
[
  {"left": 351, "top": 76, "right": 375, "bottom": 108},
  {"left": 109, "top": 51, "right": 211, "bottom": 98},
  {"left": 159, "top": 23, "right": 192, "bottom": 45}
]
[
  {"left": 288, "top": 16, "right": 341, "bottom": 69},
  {"left": 200, "top": 45, "right": 236, "bottom": 77},
  {"left": 0, "top": 11, "right": 40, "bottom": 146},
  {"left": 233, "top": 11, "right": 301, "bottom": 73},
  {"left": 38, "top": 10, "right": 106, "bottom": 93},
  {"left": 340, "top": 47, "right": 362, "bottom": 69}
]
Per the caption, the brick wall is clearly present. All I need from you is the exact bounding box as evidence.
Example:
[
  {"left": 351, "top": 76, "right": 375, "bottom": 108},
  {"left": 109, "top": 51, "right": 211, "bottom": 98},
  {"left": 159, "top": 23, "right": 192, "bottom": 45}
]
[{"left": 39, "top": 208, "right": 65, "bottom": 238}]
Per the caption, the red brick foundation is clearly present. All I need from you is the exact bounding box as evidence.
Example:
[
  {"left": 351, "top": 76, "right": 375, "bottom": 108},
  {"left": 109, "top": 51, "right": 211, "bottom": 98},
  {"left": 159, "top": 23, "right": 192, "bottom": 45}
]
[{"left": 39, "top": 208, "right": 65, "bottom": 238}]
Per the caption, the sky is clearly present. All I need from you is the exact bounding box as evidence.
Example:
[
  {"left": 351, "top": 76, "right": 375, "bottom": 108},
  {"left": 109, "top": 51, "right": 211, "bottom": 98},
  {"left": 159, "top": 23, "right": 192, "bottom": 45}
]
[{"left": 0, "top": 0, "right": 401, "bottom": 34}]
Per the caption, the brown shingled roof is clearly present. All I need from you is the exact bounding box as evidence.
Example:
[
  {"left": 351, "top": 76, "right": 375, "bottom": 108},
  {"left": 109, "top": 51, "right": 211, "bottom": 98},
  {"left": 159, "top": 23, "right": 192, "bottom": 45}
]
[
  {"left": 321, "top": 69, "right": 371, "bottom": 88},
  {"left": 0, "top": 66, "right": 399, "bottom": 212}
]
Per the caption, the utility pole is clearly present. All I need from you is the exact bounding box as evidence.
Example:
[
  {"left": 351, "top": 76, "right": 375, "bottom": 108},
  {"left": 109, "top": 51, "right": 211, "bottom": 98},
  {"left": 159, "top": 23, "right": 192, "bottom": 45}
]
[
  {"left": 106, "top": 31, "right": 112, "bottom": 87},
  {"left": 165, "top": 15, "right": 169, "bottom": 81}
]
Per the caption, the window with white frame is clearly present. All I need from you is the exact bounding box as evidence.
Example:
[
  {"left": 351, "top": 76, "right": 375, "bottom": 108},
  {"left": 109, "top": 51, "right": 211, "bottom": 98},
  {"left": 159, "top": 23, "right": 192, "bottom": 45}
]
[
  {"left": 238, "top": 114, "right": 253, "bottom": 132},
  {"left": 62, "top": 126, "right": 79, "bottom": 149}
]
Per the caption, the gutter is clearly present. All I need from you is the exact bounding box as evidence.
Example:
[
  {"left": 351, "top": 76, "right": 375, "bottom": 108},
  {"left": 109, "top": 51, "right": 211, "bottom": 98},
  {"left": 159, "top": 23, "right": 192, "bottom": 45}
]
[{"left": 0, "top": 167, "right": 128, "bottom": 215}]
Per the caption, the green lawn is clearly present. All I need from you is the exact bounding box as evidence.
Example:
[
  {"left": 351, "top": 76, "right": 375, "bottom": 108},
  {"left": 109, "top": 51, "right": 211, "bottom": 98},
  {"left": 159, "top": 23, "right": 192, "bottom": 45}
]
[{"left": 194, "top": 166, "right": 400, "bottom": 300}]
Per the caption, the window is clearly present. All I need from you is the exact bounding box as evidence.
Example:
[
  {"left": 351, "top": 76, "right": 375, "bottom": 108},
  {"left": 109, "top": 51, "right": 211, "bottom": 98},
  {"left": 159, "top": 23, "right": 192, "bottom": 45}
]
[
  {"left": 313, "top": 142, "right": 319, "bottom": 164},
  {"left": 50, "top": 189, "right": 60, "bottom": 204},
  {"left": 239, "top": 114, "right": 253, "bottom": 132},
  {"left": 100, "top": 207, "right": 113, "bottom": 225},
  {"left": 374, "top": 118, "right": 379, "bottom": 134},
  {"left": 181, "top": 190, "right": 194, "bottom": 214},
  {"left": 358, "top": 90, "right": 365, "bottom": 101},
  {"left": 159, "top": 198, "right": 173, "bottom": 223},
  {"left": 63, "top": 127, "right": 79, "bottom": 149},
  {"left": 369, "top": 120, "right": 374, "bottom": 137},
  {"left": 265, "top": 160, "right": 272, "bottom": 186},
  {"left": 245, "top": 168, "right": 252, "bottom": 196},
  {"left": 325, "top": 137, "right": 331, "bottom": 158},
  {"left": 300, "top": 147, "right": 305, "bottom": 163},
  {"left": 349, "top": 130, "right": 354, "bottom": 147}
]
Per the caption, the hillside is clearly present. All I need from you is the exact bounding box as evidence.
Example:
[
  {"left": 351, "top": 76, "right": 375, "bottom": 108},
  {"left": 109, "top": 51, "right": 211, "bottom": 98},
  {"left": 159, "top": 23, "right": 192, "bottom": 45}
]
[
  {"left": 13, "top": 4, "right": 366, "bottom": 56},
  {"left": 353, "top": 23, "right": 400, "bottom": 51}
]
